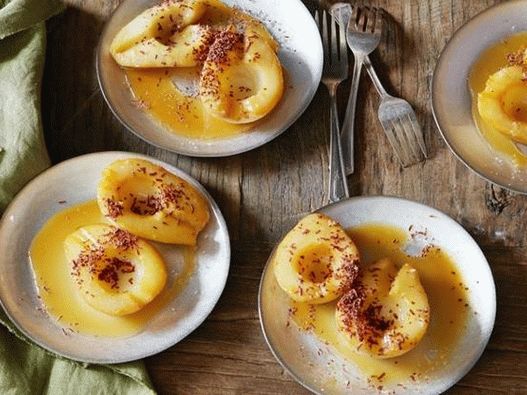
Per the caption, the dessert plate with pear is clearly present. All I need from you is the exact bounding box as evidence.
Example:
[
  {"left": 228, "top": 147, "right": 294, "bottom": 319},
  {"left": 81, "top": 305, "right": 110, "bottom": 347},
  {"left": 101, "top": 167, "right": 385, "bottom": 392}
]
[
  {"left": 97, "top": 0, "right": 322, "bottom": 157},
  {"left": 259, "top": 196, "right": 495, "bottom": 394},
  {"left": 0, "top": 152, "right": 230, "bottom": 363}
]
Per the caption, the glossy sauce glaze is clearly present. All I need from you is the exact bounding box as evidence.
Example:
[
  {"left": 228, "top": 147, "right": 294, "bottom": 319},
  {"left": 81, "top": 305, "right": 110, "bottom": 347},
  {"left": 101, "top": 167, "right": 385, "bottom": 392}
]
[
  {"left": 469, "top": 31, "right": 527, "bottom": 167},
  {"left": 126, "top": 67, "right": 253, "bottom": 139},
  {"left": 287, "top": 224, "right": 470, "bottom": 387},
  {"left": 29, "top": 200, "right": 196, "bottom": 337}
]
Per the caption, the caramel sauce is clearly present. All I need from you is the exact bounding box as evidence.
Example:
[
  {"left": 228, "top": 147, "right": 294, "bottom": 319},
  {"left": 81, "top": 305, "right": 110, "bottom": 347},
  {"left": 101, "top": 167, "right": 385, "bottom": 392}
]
[
  {"left": 288, "top": 224, "right": 470, "bottom": 386},
  {"left": 29, "top": 200, "right": 196, "bottom": 337},
  {"left": 469, "top": 31, "right": 527, "bottom": 167},
  {"left": 126, "top": 67, "right": 253, "bottom": 139}
]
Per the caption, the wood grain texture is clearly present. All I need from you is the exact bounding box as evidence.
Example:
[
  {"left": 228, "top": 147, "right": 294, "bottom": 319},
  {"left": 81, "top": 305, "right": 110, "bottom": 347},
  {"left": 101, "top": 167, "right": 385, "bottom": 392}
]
[{"left": 40, "top": 0, "right": 527, "bottom": 393}]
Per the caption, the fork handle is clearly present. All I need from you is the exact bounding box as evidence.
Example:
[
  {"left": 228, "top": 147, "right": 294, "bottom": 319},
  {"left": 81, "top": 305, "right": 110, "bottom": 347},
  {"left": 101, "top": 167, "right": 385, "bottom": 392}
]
[
  {"left": 364, "top": 55, "right": 389, "bottom": 98},
  {"left": 341, "top": 54, "right": 364, "bottom": 176},
  {"left": 329, "top": 87, "right": 349, "bottom": 203}
]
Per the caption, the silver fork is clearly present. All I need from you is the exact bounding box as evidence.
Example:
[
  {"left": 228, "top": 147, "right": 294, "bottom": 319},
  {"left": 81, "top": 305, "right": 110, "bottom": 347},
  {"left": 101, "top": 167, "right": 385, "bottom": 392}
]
[
  {"left": 364, "top": 55, "right": 428, "bottom": 166},
  {"left": 341, "top": 5, "right": 382, "bottom": 175},
  {"left": 315, "top": 8, "right": 349, "bottom": 203},
  {"left": 336, "top": 3, "right": 427, "bottom": 168}
]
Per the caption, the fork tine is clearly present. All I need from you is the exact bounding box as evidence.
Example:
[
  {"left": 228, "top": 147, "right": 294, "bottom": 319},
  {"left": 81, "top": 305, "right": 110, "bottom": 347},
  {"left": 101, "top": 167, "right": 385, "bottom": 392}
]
[
  {"left": 384, "top": 122, "right": 409, "bottom": 166},
  {"left": 314, "top": 9, "right": 322, "bottom": 56},
  {"left": 366, "top": 7, "right": 376, "bottom": 33},
  {"left": 358, "top": 8, "right": 367, "bottom": 32},
  {"left": 337, "top": 8, "right": 348, "bottom": 62},
  {"left": 322, "top": 10, "right": 329, "bottom": 64},
  {"left": 352, "top": 5, "right": 364, "bottom": 31},
  {"left": 398, "top": 115, "right": 421, "bottom": 162},
  {"left": 390, "top": 120, "right": 414, "bottom": 166},
  {"left": 408, "top": 112, "right": 428, "bottom": 158},
  {"left": 330, "top": 9, "right": 338, "bottom": 60}
]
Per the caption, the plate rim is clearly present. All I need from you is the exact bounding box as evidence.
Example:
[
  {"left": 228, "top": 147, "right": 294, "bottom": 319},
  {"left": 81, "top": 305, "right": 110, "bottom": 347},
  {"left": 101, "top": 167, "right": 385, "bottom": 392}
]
[
  {"left": 431, "top": 0, "right": 527, "bottom": 195},
  {"left": 258, "top": 195, "right": 497, "bottom": 394},
  {"left": 0, "top": 151, "right": 231, "bottom": 364},
  {"left": 96, "top": 0, "right": 323, "bottom": 158}
]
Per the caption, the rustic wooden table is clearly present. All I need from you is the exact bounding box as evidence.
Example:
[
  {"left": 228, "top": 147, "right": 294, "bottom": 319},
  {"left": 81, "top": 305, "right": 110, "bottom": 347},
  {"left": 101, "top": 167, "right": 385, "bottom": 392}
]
[{"left": 42, "top": 0, "right": 526, "bottom": 393}]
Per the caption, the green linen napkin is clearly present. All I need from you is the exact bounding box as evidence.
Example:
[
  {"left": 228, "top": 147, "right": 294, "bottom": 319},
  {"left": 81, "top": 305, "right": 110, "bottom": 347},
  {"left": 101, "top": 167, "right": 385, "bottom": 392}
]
[{"left": 0, "top": 1, "right": 156, "bottom": 393}]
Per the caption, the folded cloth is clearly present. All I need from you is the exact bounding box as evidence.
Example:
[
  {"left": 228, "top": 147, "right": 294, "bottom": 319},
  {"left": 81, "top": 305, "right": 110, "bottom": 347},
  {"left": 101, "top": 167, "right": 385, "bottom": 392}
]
[{"left": 0, "top": 1, "right": 156, "bottom": 393}]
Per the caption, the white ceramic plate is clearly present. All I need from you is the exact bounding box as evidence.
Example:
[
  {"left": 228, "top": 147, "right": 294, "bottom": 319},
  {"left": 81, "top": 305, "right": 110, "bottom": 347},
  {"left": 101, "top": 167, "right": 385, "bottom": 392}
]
[
  {"left": 259, "top": 196, "right": 496, "bottom": 394},
  {"left": 0, "top": 152, "right": 230, "bottom": 363},
  {"left": 97, "top": 0, "right": 323, "bottom": 157},
  {"left": 432, "top": 0, "right": 527, "bottom": 193}
]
